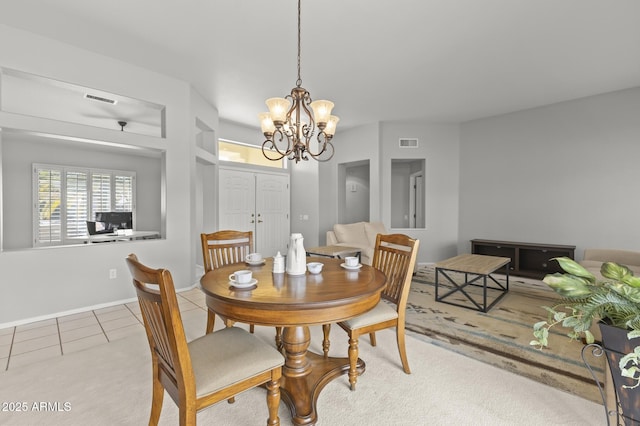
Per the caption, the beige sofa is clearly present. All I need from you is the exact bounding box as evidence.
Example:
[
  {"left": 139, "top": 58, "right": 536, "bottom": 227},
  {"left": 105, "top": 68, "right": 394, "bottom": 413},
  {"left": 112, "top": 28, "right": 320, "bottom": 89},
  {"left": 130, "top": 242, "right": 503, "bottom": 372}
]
[
  {"left": 579, "top": 248, "right": 640, "bottom": 279},
  {"left": 326, "top": 221, "right": 387, "bottom": 265}
]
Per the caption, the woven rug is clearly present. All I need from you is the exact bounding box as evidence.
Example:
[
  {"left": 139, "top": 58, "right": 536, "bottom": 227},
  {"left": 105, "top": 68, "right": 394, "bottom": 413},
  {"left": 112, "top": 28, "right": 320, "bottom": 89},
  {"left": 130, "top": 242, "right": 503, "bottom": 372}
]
[{"left": 406, "top": 265, "right": 606, "bottom": 403}]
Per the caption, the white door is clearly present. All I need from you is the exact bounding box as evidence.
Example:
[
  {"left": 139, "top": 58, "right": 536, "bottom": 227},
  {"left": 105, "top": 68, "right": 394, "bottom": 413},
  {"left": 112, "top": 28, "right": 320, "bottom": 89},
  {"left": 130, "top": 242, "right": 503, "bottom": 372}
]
[
  {"left": 218, "top": 169, "right": 255, "bottom": 233},
  {"left": 255, "top": 174, "right": 290, "bottom": 255},
  {"left": 219, "top": 168, "right": 290, "bottom": 257}
]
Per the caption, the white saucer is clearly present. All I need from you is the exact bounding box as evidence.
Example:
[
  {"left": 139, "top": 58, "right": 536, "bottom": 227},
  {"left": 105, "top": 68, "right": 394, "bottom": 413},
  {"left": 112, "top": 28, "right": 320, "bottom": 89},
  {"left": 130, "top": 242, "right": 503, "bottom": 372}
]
[
  {"left": 340, "top": 263, "right": 363, "bottom": 270},
  {"left": 246, "top": 260, "right": 266, "bottom": 266},
  {"left": 229, "top": 278, "right": 258, "bottom": 289}
]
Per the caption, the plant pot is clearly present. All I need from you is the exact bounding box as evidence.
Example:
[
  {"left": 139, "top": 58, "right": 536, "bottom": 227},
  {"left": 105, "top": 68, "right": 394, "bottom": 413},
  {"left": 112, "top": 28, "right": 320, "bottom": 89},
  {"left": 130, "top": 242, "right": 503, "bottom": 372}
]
[{"left": 599, "top": 321, "right": 640, "bottom": 424}]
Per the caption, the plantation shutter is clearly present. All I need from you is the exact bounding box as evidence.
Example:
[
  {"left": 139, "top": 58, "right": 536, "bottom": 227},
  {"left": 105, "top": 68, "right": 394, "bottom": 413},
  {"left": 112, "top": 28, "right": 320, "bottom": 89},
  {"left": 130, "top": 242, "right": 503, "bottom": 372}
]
[
  {"left": 35, "top": 167, "right": 62, "bottom": 245},
  {"left": 65, "top": 171, "right": 88, "bottom": 237},
  {"left": 114, "top": 175, "right": 134, "bottom": 211},
  {"left": 91, "top": 173, "right": 111, "bottom": 219}
]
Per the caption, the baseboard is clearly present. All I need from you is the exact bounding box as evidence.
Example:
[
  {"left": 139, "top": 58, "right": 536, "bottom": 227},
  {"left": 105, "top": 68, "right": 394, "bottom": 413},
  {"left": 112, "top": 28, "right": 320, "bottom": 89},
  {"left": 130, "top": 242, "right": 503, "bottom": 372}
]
[{"left": 0, "top": 281, "right": 200, "bottom": 329}]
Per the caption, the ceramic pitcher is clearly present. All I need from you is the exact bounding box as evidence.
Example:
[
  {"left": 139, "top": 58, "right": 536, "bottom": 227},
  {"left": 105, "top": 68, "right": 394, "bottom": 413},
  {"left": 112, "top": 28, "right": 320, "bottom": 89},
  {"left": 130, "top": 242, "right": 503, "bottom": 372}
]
[{"left": 286, "top": 233, "right": 306, "bottom": 275}]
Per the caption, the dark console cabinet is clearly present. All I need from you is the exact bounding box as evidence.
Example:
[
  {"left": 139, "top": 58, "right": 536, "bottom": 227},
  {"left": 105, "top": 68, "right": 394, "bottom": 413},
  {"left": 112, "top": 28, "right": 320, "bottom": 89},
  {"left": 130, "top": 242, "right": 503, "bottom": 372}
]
[{"left": 471, "top": 239, "right": 575, "bottom": 279}]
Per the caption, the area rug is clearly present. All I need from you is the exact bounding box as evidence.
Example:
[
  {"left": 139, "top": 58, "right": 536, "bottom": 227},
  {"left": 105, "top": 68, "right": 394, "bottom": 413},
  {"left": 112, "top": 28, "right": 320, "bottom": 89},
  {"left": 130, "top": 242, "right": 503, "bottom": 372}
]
[{"left": 406, "top": 265, "right": 605, "bottom": 403}]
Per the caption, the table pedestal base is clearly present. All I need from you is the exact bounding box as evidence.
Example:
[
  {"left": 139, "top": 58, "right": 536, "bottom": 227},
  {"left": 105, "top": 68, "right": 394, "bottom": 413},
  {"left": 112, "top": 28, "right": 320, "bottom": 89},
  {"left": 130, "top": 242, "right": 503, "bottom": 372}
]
[{"left": 280, "top": 326, "right": 365, "bottom": 425}]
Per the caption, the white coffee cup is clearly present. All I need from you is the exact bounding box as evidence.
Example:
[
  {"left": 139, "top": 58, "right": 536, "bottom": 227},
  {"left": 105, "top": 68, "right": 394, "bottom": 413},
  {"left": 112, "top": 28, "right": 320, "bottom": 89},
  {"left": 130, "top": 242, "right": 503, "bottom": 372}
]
[
  {"left": 229, "top": 270, "right": 252, "bottom": 283},
  {"left": 246, "top": 253, "right": 263, "bottom": 263},
  {"left": 345, "top": 256, "right": 359, "bottom": 267}
]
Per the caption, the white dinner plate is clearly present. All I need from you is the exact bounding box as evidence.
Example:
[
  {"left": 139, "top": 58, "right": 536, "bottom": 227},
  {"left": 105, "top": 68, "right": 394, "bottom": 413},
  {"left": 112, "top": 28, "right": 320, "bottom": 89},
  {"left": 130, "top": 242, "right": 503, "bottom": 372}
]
[
  {"left": 340, "top": 263, "right": 363, "bottom": 270},
  {"left": 229, "top": 278, "right": 258, "bottom": 288}
]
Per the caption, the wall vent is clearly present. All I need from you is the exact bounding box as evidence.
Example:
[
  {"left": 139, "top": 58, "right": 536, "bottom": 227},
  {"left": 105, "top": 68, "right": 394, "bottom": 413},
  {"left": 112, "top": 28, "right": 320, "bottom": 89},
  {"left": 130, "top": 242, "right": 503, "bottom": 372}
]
[
  {"left": 399, "top": 138, "right": 418, "bottom": 148},
  {"left": 84, "top": 93, "right": 117, "bottom": 104}
]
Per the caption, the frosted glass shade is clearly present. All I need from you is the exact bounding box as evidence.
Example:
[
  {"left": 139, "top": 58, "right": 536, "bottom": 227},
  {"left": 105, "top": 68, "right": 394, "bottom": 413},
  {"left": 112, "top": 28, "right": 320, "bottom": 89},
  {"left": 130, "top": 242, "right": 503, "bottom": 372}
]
[
  {"left": 324, "top": 115, "right": 340, "bottom": 137},
  {"left": 258, "top": 112, "right": 275, "bottom": 134},
  {"left": 309, "top": 100, "right": 334, "bottom": 124},
  {"left": 265, "top": 97, "right": 291, "bottom": 123}
]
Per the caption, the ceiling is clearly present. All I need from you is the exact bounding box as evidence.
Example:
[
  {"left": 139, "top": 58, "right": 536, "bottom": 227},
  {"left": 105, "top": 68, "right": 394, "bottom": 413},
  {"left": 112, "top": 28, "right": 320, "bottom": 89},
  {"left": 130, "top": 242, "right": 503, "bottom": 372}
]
[{"left": 2, "top": 0, "right": 640, "bottom": 131}]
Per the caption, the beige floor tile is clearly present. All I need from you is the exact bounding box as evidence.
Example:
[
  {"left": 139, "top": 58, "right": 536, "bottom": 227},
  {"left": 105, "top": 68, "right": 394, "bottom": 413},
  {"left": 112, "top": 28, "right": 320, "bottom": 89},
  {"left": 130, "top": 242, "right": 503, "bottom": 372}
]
[
  {"left": 62, "top": 333, "right": 109, "bottom": 355},
  {"left": 13, "top": 324, "right": 58, "bottom": 343},
  {"left": 93, "top": 305, "right": 127, "bottom": 315},
  {"left": 0, "top": 326, "right": 15, "bottom": 336},
  {"left": 11, "top": 334, "right": 60, "bottom": 355},
  {"left": 99, "top": 315, "right": 140, "bottom": 331},
  {"left": 104, "top": 323, "right": 145, "bottom": 341},
  {"left": 15, "top": 318, "right": 56, "bottom": 332},
  {"left": 176, "top": 299, "right": 200, "bottom": 312},
  {"left": 57, "top": 311, "right": 95, "bottom": 323},
  {"left": 59, "top": 324, "right": 104, "bottom": 343},
  {"left": 8, "top": 345, "right": 61, "bottom": 370},
  {"left": 0, "top": 332, "right": 14, "bottom": 346},
  {"left": 58, "top": 315, "right": 99, "bottom": 332},
  {"left": 0, "top": 357, "right": 7, "bottom": 371},
  {"left": 125, "top": 302, "right": 141, "bottom": 314},
  {"left": 0, "top": 343, "right": 11, "bottom": 359},
  {"left": 94, "top": 308, "right": 135, "bottom": 323}
]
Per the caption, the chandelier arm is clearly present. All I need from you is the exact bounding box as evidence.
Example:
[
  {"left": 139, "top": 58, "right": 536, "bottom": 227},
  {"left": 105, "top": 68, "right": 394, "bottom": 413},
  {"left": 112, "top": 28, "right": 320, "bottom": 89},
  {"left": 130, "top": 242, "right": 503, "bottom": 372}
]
[
  {"left": 306, "top": 138, "right": 334, "bottom": 162},
  {"left": 300, "top": 92, "right": 316, "bottom": 141},
  {"left": 262, "top": 129, "right": 293, "bottom": 161}
]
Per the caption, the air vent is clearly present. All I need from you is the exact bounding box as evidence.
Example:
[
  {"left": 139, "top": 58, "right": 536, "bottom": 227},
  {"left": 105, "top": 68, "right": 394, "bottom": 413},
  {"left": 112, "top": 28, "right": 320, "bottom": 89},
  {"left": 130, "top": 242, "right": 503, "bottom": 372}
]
[
  {"left": 84, "top": 93, "right": 117, "bottom": 104},
  {"left": 399, "top": 138, "right": 418, "bottom": 148}
]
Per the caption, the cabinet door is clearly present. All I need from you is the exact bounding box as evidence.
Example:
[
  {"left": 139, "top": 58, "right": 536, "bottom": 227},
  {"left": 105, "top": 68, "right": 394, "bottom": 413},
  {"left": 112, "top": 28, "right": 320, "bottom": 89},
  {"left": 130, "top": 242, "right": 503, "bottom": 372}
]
[
  {"left": 255, "top": 174, "right": 289, "bottom": 256},
  {"left": 218, "top": 169, "right": 255, "bottom": 233}
]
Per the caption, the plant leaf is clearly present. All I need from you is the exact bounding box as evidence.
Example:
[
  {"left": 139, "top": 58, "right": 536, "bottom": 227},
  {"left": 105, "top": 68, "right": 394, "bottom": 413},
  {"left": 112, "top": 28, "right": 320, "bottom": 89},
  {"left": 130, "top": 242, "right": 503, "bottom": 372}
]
[{"left": 553, "top": 257, "right": 596, "bottom": 281}]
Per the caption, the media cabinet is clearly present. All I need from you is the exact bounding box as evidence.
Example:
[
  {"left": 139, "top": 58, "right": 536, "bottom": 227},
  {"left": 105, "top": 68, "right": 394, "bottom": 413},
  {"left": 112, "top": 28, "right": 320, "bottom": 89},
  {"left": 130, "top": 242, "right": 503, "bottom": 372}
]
[{"left": 470, "top": 239, "right": 575, "bottom": 279}]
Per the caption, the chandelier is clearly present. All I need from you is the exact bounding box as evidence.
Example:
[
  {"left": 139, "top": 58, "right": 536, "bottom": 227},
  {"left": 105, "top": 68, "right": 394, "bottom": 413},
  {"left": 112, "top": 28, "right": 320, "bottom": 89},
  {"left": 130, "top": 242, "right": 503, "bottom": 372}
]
[{"left": 259, "top": 0, "right": 339, "bottom": 163}]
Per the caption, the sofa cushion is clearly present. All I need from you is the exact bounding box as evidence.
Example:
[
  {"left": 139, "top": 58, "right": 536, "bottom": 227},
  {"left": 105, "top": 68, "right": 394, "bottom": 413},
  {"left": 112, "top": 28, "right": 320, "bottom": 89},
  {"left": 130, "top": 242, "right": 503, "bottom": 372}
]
[
  {"left": 364, "top": 222, "right": 387, "bottom": 248},
  {"left": 333, "top": 222, "right": 368, "bottom": 246}
]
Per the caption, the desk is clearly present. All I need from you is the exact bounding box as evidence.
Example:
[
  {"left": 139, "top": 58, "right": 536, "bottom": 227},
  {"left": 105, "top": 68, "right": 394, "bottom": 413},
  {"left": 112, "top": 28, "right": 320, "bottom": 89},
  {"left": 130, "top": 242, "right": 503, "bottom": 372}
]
[
  {"left": 435, "top": 254, "right": 510, "bottom": 312},
  {"left": 200, "top": 257, "right": 386, "bottom": 426},
  {"left": 71, "top": 231, "right": 160, "bottom": 244}
]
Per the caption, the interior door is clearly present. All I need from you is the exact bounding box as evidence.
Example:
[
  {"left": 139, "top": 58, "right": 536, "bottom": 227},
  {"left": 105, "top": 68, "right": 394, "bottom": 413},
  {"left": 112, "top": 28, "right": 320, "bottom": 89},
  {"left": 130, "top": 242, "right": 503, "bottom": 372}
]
[
  {"left": 255, "top": 174, "right": 289, "bottom": 256},
  {"left": 218, "top": 168, "right": 290, "bottom": 257},
  {"left": 218, "top": 169, "right": 255, "bottom": 233}
]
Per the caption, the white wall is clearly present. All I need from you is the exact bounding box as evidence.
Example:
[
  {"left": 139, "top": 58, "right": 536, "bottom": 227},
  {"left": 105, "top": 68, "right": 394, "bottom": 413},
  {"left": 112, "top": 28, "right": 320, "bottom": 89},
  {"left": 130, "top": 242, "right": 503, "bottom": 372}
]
[
  {"left": 0, "top": 25, "right": 202, "bottom": 325},
  {"left": 319, "top": 123, "right": 382, "bottom": 244},
  {"left": 380, "top": 122, "right": 460, "bottom": 263},
  {"left": 458, "top": 87, "right": 640, "bottom": 259}
]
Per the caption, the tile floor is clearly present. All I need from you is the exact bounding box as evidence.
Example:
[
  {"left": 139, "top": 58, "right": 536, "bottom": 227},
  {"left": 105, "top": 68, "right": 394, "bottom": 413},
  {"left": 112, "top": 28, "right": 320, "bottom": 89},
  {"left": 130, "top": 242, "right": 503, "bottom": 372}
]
[{"left": 0, "top": 288, "right": 208, "bottom": 371}]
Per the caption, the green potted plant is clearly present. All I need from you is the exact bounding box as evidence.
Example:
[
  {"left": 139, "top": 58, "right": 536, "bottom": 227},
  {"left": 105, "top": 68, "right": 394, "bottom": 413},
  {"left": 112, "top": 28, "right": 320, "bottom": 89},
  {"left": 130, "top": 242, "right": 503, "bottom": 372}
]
[{"left": 531, "top": 257, "right": 640, "bottom": 422}]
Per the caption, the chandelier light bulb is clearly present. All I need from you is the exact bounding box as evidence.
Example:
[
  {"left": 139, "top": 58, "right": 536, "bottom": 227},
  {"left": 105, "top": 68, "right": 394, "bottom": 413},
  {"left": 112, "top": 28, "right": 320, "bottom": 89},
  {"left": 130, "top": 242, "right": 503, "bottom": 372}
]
[
  {"left": 324, "top": 115, "right": 340, "bottom": 137},
  {"left": 265, "top": 98, "right": 291, "bottom": 125},
  {"left": 258, "top": 112, "right": 276, "bottom": 135},
  {"left": 309, "top": 100, "right": 334, "bottom": 125}
]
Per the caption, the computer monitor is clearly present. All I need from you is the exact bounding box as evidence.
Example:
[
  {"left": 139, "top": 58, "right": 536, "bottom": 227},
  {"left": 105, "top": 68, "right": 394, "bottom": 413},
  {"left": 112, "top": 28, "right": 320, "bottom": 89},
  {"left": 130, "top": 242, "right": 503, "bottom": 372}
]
[{"left": 94, "top": 212, "right": 133, "bottom": 232}]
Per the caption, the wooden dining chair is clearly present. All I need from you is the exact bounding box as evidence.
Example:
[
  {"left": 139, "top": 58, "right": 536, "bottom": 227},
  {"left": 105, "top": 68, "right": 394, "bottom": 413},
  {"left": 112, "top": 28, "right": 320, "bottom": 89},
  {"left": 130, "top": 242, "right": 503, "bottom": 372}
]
[
  {"left": 201, "top": 230, "right": 255, "bottom": 334},
  {"left": 126, "top": 253, "right": 284, "bottom": 426},
  {"left": 324, "top": 233, "right": 419, "bottom": 391}
]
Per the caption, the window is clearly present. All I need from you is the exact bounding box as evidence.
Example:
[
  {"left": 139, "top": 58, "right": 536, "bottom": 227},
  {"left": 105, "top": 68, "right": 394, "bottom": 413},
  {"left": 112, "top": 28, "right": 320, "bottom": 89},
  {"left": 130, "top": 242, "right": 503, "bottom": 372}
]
[
  {"left": 218, "top": 139, "right": 286, "bottom": 169},
  {"left": 33, "top": 164, "right": 136, "bottom": 246}
]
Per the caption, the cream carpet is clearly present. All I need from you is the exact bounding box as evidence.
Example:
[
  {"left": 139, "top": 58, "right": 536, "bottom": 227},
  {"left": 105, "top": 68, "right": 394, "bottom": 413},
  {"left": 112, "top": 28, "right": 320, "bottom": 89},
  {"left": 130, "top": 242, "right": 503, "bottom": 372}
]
[{"left": 0, "top": 320, "right": 605, "bottom": 425}]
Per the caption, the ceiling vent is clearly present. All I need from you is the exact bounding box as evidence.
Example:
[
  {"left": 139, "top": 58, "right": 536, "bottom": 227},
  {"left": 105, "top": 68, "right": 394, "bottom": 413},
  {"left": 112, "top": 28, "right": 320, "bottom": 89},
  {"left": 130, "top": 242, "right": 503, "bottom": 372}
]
[
  {"left": 399, "top": 138, "right": 418, "bottom": 148},
  {"left": 84, "top": 93, "right": 117, "bottom": 105}
]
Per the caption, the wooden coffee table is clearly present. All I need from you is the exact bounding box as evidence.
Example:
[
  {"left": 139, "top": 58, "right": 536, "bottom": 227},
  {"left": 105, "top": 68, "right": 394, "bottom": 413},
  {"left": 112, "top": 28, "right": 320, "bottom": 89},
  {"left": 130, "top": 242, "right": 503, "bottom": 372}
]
[{"left": 434, "top": 253, "right": 510, "bottom": 312}]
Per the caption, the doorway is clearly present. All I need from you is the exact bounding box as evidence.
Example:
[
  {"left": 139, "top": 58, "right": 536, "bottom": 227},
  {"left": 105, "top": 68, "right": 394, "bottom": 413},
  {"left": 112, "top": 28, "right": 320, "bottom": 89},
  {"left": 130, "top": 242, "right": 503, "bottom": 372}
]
[{"left": 338, "top": 160, "right": 370, "bottom": 224}]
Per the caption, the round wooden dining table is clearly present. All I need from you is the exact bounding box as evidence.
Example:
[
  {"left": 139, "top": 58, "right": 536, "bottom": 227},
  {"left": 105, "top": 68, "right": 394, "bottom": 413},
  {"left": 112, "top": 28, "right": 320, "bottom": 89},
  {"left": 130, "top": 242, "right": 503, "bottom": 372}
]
[{"left": 200, "top": 256, "right": 386, "bottom": 426}]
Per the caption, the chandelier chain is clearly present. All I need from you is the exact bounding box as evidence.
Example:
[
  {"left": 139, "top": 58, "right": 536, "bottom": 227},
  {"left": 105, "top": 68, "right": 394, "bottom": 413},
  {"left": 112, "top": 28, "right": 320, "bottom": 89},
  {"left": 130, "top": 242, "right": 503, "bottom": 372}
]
[{"left": 296, "top": 0, "right": 302, "bottom": 87}]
